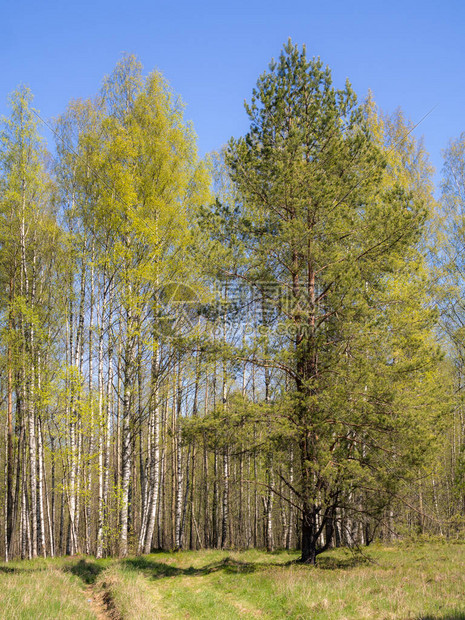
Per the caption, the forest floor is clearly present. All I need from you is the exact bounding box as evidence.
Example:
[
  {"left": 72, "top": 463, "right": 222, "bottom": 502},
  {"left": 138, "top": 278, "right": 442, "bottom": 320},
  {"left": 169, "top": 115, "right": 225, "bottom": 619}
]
[{"left": 1, "top": 542, "right": 465, "bottom": 619}]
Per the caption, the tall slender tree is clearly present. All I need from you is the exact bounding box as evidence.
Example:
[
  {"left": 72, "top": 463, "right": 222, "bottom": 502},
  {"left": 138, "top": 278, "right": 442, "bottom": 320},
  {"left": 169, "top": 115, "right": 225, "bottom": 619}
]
[{"left": 226, "top": 40, "right": 442, "bottom": 563}]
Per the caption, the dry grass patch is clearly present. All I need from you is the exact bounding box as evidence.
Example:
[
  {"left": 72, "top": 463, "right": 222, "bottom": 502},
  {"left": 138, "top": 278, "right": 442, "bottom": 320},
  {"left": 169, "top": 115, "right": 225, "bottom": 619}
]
[
  {"left": 0, "top": 564, "right": 95, "bottom": 619},
  {"left": 2, "top": 543, "right": 465, "bottom": 619},
  {"left": 94, "top": 564, "right": 161, "bottom": 620}
]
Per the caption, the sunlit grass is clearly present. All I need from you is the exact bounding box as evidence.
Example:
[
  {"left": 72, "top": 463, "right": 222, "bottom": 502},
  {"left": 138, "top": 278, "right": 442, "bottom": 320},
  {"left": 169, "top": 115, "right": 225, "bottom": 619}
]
[
  {"left": 0, "top": 557, "right": 96, "bottom": 619},
  {"left": 2, "top": 543, "right": 465, "bottom": 619},
  {"left": 112, "top": 545, "right": 465, "bottom": 619}
]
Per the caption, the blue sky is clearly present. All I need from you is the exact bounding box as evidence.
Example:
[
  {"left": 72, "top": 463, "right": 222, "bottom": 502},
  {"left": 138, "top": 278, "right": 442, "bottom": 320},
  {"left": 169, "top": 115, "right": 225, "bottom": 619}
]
[{"left": 2, "top": 0, "right": 464, "bottom": 183}]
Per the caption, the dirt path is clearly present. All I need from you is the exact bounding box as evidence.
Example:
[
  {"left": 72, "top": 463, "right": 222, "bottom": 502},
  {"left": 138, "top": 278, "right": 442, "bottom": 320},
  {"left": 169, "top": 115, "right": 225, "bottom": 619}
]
[{"left": 85, "top": 584, "right": 121, "bottom": 620}]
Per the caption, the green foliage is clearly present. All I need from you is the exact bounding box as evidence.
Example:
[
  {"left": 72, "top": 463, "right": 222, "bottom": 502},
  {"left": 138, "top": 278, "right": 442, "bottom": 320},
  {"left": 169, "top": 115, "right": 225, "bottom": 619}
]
[
  {"left": 0, "top": 44, "right": 458, "bottom": 564},
  {"left": 221, "top": 40, "right": 444, "bottom": 554}
]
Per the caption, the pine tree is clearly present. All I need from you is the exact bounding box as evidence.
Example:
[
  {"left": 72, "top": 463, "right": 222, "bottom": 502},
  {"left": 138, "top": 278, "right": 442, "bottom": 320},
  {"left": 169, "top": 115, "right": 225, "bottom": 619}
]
[{"left": 225, "top": 40, "right": 442, "bottom": 563}]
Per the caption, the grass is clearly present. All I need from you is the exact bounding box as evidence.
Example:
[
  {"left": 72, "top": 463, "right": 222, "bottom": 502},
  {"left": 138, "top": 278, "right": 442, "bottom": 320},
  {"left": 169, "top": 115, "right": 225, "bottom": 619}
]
[
  {"left": 2, "top": 543, "right": 465, "bottom": 618},
  {"left": 0, "top": 557, "right": 96, "bottom": 619}
]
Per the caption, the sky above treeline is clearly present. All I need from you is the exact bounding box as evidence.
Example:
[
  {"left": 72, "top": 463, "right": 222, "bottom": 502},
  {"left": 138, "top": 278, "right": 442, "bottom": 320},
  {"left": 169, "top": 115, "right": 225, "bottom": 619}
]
[{"left": 2, "top": 0, "right": 464, "bottom": 186}]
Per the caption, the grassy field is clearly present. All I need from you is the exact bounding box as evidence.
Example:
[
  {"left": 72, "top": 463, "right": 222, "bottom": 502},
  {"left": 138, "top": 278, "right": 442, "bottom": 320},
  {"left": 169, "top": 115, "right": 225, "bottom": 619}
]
[{"left": 1, "top": 543, "right": 465, "bottom": 619}]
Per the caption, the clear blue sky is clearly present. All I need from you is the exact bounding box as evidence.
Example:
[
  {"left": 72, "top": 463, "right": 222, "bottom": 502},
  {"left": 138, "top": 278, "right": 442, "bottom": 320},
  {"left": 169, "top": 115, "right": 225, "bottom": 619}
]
[{"left": 2, "top": 0, "right": 464, "bottom": 184}]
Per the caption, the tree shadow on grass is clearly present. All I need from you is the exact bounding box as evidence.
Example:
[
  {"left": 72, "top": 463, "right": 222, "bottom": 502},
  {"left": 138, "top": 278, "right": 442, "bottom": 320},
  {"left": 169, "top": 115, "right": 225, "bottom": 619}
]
[
  {"left": 124, "top": 555, "right": 265, "bottom": 580},
  {"left": 0, "top": 566, "right": 24, "bottom": 574},
  {"left": 418, "top": 615, "right": 465, "bottom": 620},
  {"left": 315, "top": 554, "right": 371, "bottom": 570},
  {"left": 0, "top": 553, "right": 366, "bottom": 582},
  {"left": 64, "top": 558, "right": 105, "bottom": 584},
  {"left": 0, "top": 565, "right": 48, "bottom": 574},
  {"left": 124, "top": 552, "right": 368, "bottom": 581}
]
